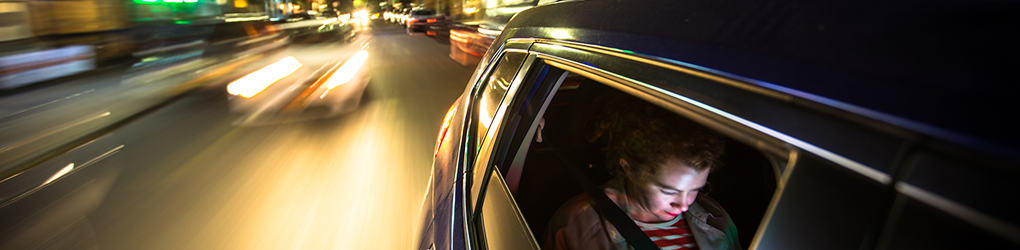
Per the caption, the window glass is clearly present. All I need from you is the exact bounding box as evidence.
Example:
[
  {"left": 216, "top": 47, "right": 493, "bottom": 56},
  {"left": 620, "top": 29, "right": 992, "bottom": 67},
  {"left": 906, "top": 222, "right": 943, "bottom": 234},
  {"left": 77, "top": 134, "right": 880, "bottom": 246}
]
[
  {"left": 465, "top": 51, "right": 528, "bottom": 218},
  {"left": 478, "top": 170, "right": 540, "bottom": 249},
  {"left": 474, "top": 52, "right": 526, "bottom": 150},
  {"left": 469, "top": 60, "right": 561, "bottom": 249}
]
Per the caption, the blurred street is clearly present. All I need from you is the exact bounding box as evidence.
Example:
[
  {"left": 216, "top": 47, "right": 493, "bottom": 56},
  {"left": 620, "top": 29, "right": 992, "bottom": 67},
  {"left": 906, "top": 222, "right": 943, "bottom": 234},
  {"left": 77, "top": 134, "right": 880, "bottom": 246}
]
[{"left": 0, "top": 20, "right": 473, "bottom": 249}]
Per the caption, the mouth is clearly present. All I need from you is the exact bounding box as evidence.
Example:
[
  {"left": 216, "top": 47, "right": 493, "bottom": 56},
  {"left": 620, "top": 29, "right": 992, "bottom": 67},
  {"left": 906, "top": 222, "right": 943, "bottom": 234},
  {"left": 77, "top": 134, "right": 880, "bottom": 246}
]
[{"left": 664, "top": 211, "right": 680, "bottom": 217}]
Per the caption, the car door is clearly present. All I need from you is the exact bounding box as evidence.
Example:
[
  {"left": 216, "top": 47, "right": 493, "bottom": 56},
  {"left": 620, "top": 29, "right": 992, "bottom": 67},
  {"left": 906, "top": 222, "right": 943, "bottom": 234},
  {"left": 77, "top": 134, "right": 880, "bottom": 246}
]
[
  {"left": 468, "top": 55, "right": 568, "bottom": 250},
  {"left": 875, "top": 143, "right": 1020, "bottom": 249},
  {"left": 457, "top": 42, "right": 537, "bottom": 249},
  {"left": 424, "top": 41, "right": 531, "bottom": 250}
]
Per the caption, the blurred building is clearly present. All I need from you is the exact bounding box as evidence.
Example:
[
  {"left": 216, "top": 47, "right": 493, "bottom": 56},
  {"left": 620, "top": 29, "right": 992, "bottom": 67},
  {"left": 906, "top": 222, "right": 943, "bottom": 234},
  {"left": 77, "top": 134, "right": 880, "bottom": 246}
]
[
  {"left": 0, "top": 0, "right": 279, "bottom": 89},
  {"left": 1, "top": 1, "right": 33, "bottom": 42}
]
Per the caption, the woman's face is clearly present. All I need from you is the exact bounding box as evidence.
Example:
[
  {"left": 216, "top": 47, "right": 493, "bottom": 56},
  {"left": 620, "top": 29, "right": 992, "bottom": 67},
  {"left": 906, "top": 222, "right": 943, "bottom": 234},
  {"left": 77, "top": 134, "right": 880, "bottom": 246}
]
[{"left": 628, "top": 157, "right": 710, "bottom": 223}]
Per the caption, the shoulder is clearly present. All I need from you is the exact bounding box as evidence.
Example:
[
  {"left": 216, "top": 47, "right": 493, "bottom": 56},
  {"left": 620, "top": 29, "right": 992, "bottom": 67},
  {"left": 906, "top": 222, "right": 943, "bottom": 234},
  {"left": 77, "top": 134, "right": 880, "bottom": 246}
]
[
  {"left": 549, "top": 193, "right": 601, "bottom": 228},
  {"left": 695, "top": 195, "right": 731, "bottom": 220},
  {"left": 690, "top": 196, "right": 742, "bottom": 249},
  {"left": 550, "top": 187, "right": 628, "bottom": 228},
  {"left": 545, "top": 193, "right": 623, "bottom": 249},
  {"left": 691, "top": 196, "right": 735, "bottom": 230}
]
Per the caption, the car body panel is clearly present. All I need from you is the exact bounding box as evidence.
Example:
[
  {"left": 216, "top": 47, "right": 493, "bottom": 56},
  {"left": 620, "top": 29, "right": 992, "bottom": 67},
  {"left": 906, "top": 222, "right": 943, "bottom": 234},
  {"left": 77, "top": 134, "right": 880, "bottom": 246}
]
[
  {"left": 504, "top": 0, "right": 1020, "bottom": 155},
  {"left": 418, "top": 0, "right": 1020, "bottom": 249},
  {"left": 416, "top": 39, "right": 534, "bottom": 250}
]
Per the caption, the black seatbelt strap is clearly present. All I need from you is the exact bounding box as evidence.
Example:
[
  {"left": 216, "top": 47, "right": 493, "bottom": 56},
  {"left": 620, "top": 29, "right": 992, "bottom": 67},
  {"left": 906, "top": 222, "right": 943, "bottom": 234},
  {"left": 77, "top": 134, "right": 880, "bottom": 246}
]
[{"left": 551, "top": 149, "right": 660, "bottom": 250}]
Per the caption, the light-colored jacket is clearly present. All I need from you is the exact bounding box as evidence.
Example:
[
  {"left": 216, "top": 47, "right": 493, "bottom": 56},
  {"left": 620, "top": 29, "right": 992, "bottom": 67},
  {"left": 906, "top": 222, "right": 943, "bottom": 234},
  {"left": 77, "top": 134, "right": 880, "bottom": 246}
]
[{"left": 544, "top": 193, "right": 741, "bottom": 250}]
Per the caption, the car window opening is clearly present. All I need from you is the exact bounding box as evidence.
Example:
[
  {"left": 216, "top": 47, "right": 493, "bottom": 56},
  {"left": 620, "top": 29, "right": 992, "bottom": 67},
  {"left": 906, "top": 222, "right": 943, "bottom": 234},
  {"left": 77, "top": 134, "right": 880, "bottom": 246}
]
[{"left": 506, "top": 71, "right": 780, "bottom": 248}]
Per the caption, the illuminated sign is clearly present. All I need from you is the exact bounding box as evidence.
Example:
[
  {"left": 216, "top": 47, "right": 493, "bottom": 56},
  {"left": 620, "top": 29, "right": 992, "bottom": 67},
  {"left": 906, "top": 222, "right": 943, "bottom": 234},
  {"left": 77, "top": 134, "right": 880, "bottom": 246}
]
[{"left": 133, "top": 0, "right": 199, "bottom": 5}]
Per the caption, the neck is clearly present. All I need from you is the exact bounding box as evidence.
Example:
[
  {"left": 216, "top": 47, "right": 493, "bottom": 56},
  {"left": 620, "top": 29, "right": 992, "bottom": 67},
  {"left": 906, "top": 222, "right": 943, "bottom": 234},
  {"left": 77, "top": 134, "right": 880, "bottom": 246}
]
[{"left": 606, "top": 177, "right": 658, "bottom": 223}]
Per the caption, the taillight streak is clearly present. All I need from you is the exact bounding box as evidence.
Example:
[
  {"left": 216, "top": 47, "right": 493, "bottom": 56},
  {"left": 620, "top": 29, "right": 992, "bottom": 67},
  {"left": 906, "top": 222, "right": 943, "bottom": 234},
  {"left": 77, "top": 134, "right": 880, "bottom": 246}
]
[
  {"left": 325, "top": 50, "right": 369, "bottom": 89},
  {"left": 435, "top": 97, "right": 461, "bottom": 156},
  {"left": 226, "top": 56, "right": 302, "bottom": 98}
]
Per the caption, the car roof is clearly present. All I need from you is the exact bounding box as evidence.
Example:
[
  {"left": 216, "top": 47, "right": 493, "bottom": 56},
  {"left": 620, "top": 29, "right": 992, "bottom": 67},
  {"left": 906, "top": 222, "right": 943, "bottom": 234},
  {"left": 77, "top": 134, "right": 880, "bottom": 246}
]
[{"left": 503, "top": 0, "right": 1020, "bottom": 156}]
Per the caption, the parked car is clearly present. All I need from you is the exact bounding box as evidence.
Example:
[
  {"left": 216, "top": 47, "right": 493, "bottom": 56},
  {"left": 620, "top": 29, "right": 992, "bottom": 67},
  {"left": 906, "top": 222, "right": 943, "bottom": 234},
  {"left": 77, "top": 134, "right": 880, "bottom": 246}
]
[
  {"left": 405, "top": 8, "right": 441, "bottom": 32},
  {"left": 415, "top": 0, "right": 1020, "bottom": 249},
  {"left": 424, "top": 17, "right": 453, "bottom": 38},
  {"left": 384, "top": 9, "right": 396, "bottom": 23},
  {"left": 393, "top": 8, "right": 411, "bottom": 24},
  {"left": 383, "top": 9, "right": 396, "bottom": 22},
  {"left": 448, "top": 23, "right": 496, "bottom": 66}
]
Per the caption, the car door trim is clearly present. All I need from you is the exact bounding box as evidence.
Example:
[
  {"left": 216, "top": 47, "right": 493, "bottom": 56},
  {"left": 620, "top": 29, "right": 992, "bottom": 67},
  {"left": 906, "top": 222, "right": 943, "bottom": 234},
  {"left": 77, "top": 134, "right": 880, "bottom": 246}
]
[
  {"left": 532, "top": 39, "right": 940, "bottom": 143},
  {"left": 894, "top": 182, "right": 1020, "bottom": 245},
  {"left": 533, "top": 48, "right": 891, "bottom": 185}
]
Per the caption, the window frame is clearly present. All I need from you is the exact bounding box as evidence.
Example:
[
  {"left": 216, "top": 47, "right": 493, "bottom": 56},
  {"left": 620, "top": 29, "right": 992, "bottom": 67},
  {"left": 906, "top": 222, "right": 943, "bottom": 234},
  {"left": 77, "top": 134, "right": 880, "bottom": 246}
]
[
  {"left": 466, "top": 50, "right": 535, "bottom": 211},
  {"left": 461, "top": 50, "right": 538, "bottom": 249},
  {"left": 469, "top": 60, "right": 569, "bottom": 249}
]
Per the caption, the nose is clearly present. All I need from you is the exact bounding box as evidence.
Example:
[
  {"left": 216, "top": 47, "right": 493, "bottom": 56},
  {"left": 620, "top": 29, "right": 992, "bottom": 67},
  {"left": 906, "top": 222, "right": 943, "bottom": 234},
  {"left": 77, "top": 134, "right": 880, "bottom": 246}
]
[
  {"left": 672, "top": 192, "right": 694, "bottom": 212},
  {"left": 676, "top": 202, "right": 689, "bottom": 212}
]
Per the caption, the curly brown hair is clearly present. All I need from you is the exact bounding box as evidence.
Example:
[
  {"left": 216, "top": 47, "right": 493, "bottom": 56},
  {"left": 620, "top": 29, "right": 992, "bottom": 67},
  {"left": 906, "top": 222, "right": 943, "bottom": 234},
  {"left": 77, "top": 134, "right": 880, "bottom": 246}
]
[{"left": 595, "top": 95, "right": 725, "bottom": 182}]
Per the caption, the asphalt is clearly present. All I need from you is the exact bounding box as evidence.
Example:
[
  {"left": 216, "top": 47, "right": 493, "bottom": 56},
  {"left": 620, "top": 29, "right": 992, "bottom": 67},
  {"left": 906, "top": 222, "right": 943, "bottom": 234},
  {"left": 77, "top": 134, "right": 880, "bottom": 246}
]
[{"left": 0, "top": 21, "right": 474, "bottom": 249}]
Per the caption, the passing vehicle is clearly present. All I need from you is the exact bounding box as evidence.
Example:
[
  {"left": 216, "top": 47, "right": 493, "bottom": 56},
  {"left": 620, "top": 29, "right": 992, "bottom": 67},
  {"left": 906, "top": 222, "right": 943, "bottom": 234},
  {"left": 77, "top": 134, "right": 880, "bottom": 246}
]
[
  {"left": 284, "top": 16, "right": 354, "bottom": 44},
  {"left": 225, "top": 26, "right": 371, "bottom": 125},
  {"left": 415, "top": 0, "right": 1020, "bottom": 249}
]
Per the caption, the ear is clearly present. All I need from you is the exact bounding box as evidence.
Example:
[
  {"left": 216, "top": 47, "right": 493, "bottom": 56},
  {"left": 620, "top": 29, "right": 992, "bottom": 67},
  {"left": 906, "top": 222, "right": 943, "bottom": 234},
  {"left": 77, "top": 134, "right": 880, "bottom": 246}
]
[
  {"left": 618, "top": 158, "right": 631, "bottom": 173},
  {"left": 587, "top": 121, "right": 609, "bottom": 142}
]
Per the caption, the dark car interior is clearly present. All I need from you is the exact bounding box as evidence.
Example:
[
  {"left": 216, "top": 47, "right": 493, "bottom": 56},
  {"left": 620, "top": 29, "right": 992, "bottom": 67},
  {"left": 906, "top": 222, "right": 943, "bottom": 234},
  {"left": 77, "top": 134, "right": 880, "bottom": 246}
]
[{"left": 504, "top": 72, "right": 779, "bottom": 247}]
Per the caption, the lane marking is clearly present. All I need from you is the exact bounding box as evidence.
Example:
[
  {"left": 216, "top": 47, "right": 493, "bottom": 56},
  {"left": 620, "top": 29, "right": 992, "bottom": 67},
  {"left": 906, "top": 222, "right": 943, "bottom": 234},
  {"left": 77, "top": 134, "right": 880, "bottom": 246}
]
[
  {"left": 0, "top": 89, "right": 95, "bottom": 121},
  {"left": 0, "top": 111, "right": 111, "bottom": 153}
]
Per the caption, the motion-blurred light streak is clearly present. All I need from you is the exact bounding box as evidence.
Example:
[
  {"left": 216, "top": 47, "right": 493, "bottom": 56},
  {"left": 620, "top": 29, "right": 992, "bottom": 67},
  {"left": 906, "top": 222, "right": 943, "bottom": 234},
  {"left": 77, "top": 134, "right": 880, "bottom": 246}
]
[
  {"left": 435, "top": 97, "right": 460, "bottom": 155},
  {"left": 550, "top": 29, "right": 573, "bottom": 40},
  {"left": 479, "top": 97, "right": 491, "bottom": 129},
  {"left": 227, "top": 56, "right": 302, "bottom": 98},
  {"left": 325, "top": 50, "right": 368, "bottom": 89},
  {"left": 0, "top": 111, "right": 109, "bottom": 154},
  {"left": 42, "top": 163, "right": 74, "bottom": 186}
]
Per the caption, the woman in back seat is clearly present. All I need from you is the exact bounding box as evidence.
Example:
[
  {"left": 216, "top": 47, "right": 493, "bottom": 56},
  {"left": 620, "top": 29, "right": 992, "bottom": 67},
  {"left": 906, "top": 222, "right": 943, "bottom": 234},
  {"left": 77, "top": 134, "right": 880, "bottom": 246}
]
[{"left": 543, "top": 98, "right": 740, "bottom": 250}]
